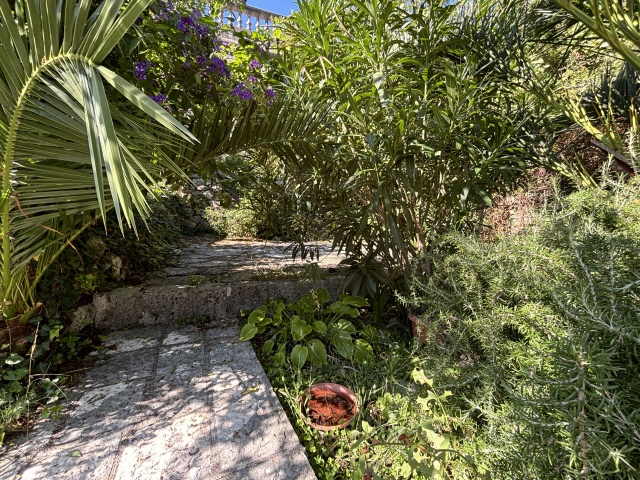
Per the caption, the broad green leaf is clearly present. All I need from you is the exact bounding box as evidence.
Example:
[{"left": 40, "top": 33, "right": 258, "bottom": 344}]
[
  {"left": 291, "top": 317, "right": 313, "bottom": 341},
  {"left": 416, "top": 396, "right": 431, "bottom": 411},
  {"left": 331, "top": 329, "right": 353, "bottom": 359},
  {"left": 3, "top": 368, "right": 29, "bottom": 381},
  {"left": 352, "top": 339, "right": 373, "bottom": 364},
  {"left": 315, "top": 287, "right": 330, "bottom": 304},
  {"left": 291, "top": 344, "right": 308, "bottom": 369},
  {"left": 339, "top": 294, "right": 370, "bottom": 307},
  {"left": 361, "top": 420, "right": 374, "bottom": 434},
  {"left": 312, "top": 320, "right": 327, "bottom": 333},
  {"left": 261, "top": 340, "right": 275, "bottom": 356},
  {"left": 334, "top": 319, "right": 356, "bottom": 334},
  {"left": 329, "top": 301, "right": 360, "bottom": 318},
  {"left": 239, "top": 324, "right": 258, "bottom": 342},
  {"left": 306, "top": 339, "right": 327, "bottom": 365},
  {"left": 248, "top": 306, "right": 267, "bottom": 324},
  {"left": 399, "top": 462, "right": 412, "bottom": 478},
  {"left": 297, "top": 294, "right": 318, "bottom": 313},
  {"left": 273, "top": 351, "right": 286, "bottom": 366},
  {"left": 5, "top": 353, "right": 25, "bottom": 365}
]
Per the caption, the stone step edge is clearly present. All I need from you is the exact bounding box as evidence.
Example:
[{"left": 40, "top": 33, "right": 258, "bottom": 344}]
[{"left": 88, "top": 276, "right": 345, "bottom": 331}]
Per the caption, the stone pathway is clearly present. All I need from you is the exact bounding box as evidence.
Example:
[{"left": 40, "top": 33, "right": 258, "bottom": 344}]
[
  {"left": 1, "top": 237, "right": 349, "bottom": 479},
  {"left": 91, "top": 237, "right": 346, "bottom": 330},
  {"left": 1, "top": 323, "right": 316, "bottom": 480},
  {"left": 147, "top": 236, "right": 345, "bottom": 286}
]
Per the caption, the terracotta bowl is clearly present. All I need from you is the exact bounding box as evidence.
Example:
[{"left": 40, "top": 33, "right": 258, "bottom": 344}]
[{"left": 298, "top": 382, "right": 358, "bottom": 431}]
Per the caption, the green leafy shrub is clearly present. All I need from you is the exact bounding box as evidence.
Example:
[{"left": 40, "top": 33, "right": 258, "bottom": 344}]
[
  {"left": 248, "top": 301, "right": 483, "bottom": 479},
  {"left": 280, "top": 0, "right": 542, "bottom": 296},
  {"left": 240, "top": 288, "right": 374, "bottom": 369},
  {"left": 401, "top": 177, "right": 640, "bottom": 478},
  {"left": 204, "top": 200, "right": 259, "bottom": 238}
]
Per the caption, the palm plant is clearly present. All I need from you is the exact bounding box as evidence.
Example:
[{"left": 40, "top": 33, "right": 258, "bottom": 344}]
[
  {"left": 525, "top": 0, "right": 640, "bottom": 180},
  {"left": 0, "top": 0, "right": 196, "bottom": 320}
]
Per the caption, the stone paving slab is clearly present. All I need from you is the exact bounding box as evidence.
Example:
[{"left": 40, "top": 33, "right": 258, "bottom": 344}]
[
  {"left": 89, "top": 236, "right": 347, "bottom": 330},
  {"left": 0, "top": 323, "right": 316, "bottom": 480},
  {"left": 148, "top": 236, "right": 345, "bottom": 286}
]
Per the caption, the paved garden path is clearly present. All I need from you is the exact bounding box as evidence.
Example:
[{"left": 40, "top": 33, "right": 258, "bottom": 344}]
[{"left": 1, "top": 237, "right": 347, "bottom": 479}]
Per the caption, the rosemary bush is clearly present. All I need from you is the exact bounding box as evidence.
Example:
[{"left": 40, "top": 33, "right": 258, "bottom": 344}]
[{"left": 401, "top": 177, "right": 640, "bottom": 479}]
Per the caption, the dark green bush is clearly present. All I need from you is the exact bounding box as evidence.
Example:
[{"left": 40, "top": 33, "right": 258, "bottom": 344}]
[{"left": 401, "top": 177, "right": 640, "bottom": 479}]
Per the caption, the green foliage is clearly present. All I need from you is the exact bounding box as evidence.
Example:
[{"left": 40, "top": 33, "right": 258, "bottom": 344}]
[
  {"left": 400, "top": 177, "right": 640, "bottom": 478},
  {"left": 204, "top": 199, "right": 259, "bottom": 238},
  {"left": 0, "top": 314, "right": 96, "bottom": 442},
  {"left": 0, "top": 0, "right": 194, "bottom": 319},
  {"left": 279, "top": 0, "right": 542, "bottom": 296},
  {"left": 524, "top": 0, "right": 640, "bottom": 182},
  {"left": 250, "top": 300, "right": 482, "bottom": 479},
  {"left": 240, "top": 288, "right": 374, "bottom": 369},
  {"left": 36, "top": 188, "right": 185, "bottom": 315},
  {"left": 344, "top": 368, "right": 482, "bottom": 479}
]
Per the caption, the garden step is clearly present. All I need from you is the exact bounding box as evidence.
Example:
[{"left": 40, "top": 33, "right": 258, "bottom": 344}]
[
  {"left": 90, "top": 236, "right": 347, "bottom": 330},
  {"left": 0, "top": 322, "right": 317, "bottom": 480}
]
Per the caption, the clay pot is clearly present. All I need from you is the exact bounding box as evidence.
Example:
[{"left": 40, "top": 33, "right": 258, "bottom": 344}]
[{"left": 299, "top": 383, "right": 358, "bottom": 431}]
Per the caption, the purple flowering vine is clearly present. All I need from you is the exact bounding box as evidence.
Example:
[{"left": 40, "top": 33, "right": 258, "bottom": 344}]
[
  {"left": 249, "top": 59, "right": 261, "bottom": 70},
  {"left": 134, "top": 60, "right": 151, "bottom": 80},
  {"left": 265, "top": 88, "right": 276, "bottom": 106},
  {"left": 150, "top": 93, "right": 167, "bottom": 104},
  {"left": 231, "top": 82, "right": 253, "bottom": 100}
]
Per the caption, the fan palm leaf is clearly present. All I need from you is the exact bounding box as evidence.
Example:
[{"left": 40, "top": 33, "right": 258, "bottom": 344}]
[{"left": 0, "top": 0, "right": 195, "bottom": 319}]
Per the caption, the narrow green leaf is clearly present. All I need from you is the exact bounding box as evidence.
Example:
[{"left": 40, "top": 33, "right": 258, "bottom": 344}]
[
  {"left": 91, "top": 0, "right": 152, "bottom": 63},
  {"left": 98, "top": 67, "right": 196, "bottom": 142}
]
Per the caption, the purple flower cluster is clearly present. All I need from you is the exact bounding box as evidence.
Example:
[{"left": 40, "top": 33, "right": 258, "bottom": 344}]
[
  {"left": 175, "top": 10, "right": 210, "bottom": 39},
  {"left": 193, "top": 23, "right": 209, "bottom": 40},
  {"left": 177, "top": 16, "right": 195, "bottom": 33},
  {"left": 206, "top": 57, "right": 229, "bottom": 77},
  {"left": 246, "top": 75, "right": 258, "bottom": 83},
  {"left": 154, "top": 0, "right": 175, "bottom": 21},
  {"left": 150, "top": 93, "right": 167, "bottom": 104},
  {"left": 231, "top": 83, "right": 253, "bottom": 100},
  {"left": 249, "top": 59, "right": 261, "bottom": 70},
  {"left": 265, "top": 88, "right": 276, "bottom": 106},
  {"left": 135, "top": 60, "right": 151, "bottom": 80}
]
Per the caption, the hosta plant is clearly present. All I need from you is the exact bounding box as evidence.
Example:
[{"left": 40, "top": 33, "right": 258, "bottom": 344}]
[
  {"left": 239, "top": 288, "right": 374, "bottom": 369},
  {"left": 0, "top": 0, "right": 194, "bottom": 320}
]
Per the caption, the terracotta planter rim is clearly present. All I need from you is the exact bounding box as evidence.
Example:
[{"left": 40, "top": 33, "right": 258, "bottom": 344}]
[{"left": 299, "top": 382, "right": 358, "bottom": 431}]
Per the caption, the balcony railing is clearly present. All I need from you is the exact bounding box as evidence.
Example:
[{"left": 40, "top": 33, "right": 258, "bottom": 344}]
[{"left": 219, "top": 2, "right": 285, "bottom": 32}]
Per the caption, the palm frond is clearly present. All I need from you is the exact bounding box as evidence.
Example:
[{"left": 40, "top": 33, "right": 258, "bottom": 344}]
[
  {"left": 194, "top": 98, "right": 334, "bottom": 172},
  {"left": 0, "top": 0, "right": 194, "bottom": 317}
]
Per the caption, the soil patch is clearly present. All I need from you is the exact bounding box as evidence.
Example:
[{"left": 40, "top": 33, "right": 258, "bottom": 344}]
[{"left": 303, "top": 388, "right": 355, "bottom": 427}]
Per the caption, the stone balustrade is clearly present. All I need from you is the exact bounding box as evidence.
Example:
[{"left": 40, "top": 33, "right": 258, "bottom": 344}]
[{"left": 219, "top": 2, "right": 284, "bottom": 32}]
